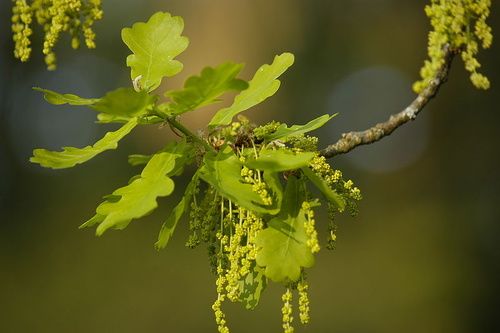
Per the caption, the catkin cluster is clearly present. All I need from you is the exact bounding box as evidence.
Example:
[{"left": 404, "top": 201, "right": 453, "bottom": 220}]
[
  {"left": 183, "top": 118, "right": 362, "bottom": 333},
  {"left": 309, "top": 155, "right": 362, "bottom": 249},
  {"left": 414, "top": 0, "right": 492, "bottom": 92},
  {"left": 11, "top": 0, "right": 103, "bottom": 70}
]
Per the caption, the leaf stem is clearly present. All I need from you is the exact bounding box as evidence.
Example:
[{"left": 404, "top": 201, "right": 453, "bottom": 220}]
[{"left": 165, "top": 116, "right": 214, "bottom": 152}]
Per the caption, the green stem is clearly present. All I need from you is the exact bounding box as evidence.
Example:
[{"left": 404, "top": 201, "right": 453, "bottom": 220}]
[{"left": 165, "top": 116, "right": 214, "bottom": 152}]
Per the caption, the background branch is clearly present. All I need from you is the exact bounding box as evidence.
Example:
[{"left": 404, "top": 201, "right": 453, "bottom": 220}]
[{"left": 320, "top": 46, "right": 456, "bottom": 159}]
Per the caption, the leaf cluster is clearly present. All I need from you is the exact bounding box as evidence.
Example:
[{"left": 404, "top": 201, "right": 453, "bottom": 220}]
[{"left": 30, "top": 11, "right": 362, "bottom": 333}]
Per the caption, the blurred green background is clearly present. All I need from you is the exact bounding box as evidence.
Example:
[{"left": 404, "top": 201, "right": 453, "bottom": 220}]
[{"left": 1, "top": 1, "right": 499, "bottom": 332}]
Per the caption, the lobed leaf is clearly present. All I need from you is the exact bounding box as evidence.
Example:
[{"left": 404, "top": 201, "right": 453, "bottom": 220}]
[
  {"left": 199, "top": 147, "right": 277, "bottom": 214},
  {"left": 155, "top": 172, "right": 199, "bottom": 250},
  {"left": 33, "top": 87, "right": 100, "bottom": 106},
  {"left": 263, "top": 114, "right": 337, "bottom": 142},
  {"left": 81, "top": 141, "right": 192, "bottom": 235},
  {"left": 165, "top": 62, "right": 248, "bottom": 115},
  {"left": 30, "top": 117, "right": 138, "bottom": 169},
  {"left": 255, "top": 176, "right": 314, "bottom": 282},
  {"left": 208, "top": 53, "right": 295, "bottom": 127},
  {"left": 122, "top": 12, "right": 189, "bottom": 91},
  {"left": 92, "top": 87, "right": 157, "bottom": 119},
  {"left": 128, "top": 140, "right": 195, "bottom": 175},
  {"left": 301, "top": 166, "right": 345, "bottom": 211},
  {"left": 245, "top": 149, "right": 315, "bottom": 172}
]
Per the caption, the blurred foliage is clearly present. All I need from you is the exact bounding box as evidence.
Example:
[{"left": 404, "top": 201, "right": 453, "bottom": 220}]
[{"left": 1, "top": 1, "right": 499, "bottom": 333}]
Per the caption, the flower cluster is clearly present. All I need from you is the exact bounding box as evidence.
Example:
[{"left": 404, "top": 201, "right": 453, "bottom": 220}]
[
  {"left": 11, "top": 0, "right": 103, "bottom": 70},
  {"left": 302, "top": 201, "right": 320, "bottom": 254},
  {"left": 288, "top": 134, "right": 319, "bottom": 152},
  {"left": 11, "top": 0, "right": 33, "bottom": 62},
  {"left": 210, "top": 199, "right": 265, "bottom": 332},
  {"left": 414, "top": 0, "right": 492, "bottom": 92},
  {"left": 309, "top": 155, "right": 362, "bottom": 249},
  {"left": 297, "top": 279, "right": 310, "bottom": 324},
  {"left": 281, "top": 288, "right": 294, "bottom": 333},
  {"left": 183, "top": 120, "right": 362, "bottom": 332}
]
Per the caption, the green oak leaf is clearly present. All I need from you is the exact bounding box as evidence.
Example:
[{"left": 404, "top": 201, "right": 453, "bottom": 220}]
[
  {"left": 122, "top": 12, "right": 189, "bottom": 92},
  {"left": 81, "top": 141, "right": 193, "bottom": 235},
  {"left": 301, "top": 166, "right": 345, "bottom": 211},
  {"left": 165, "top": 62, "right": 248, "bottom": 115},
  {"left": 93, "top": 152, "right": 175, "bottom": 235},
  {"left": 263, "top": 114, "right": 337, "bottom": 142},
  {"left": 155, "top": 172, "right": 199, "bottom": 250},
  {"left": 92, "top": 87, "right": 157, "bottom": 120},
  {"left": 208, "top": 52, "right": 294, "bottom": 127},
  {"left": 238, "top": 265, "right": 267, "bottom": 310},
  {"left": 255, "top": 176, "right": 314, "bottom": 282},
  {"left": 33, "top": 87, "right": 100, "bottom": 106},
  {"left": 128, "top": 140, "right": 195, "bottom": 176},
  {"left": 244, "top": 149, "right": 315, "bottom": 172},
  {"left": 30, "top": 117, "right": 138, "bottom": 169},
  {"left": 199, "top": 146, "right": 278, "bottom": 215}
]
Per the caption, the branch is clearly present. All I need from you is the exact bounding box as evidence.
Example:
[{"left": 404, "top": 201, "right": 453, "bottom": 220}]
[{"left": 320, "top": 46, "right": 456, "bottom": 159}]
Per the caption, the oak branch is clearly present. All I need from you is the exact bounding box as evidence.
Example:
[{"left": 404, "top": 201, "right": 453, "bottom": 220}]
[{"left": 320, "top": 46, "right": 456, "bottom": 159}]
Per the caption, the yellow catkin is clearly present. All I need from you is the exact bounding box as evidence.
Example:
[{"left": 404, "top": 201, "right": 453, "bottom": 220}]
[
  {"left": 297, "top": 280, "right": 310, "bottom": 324},
  {"left": 414, "top": 0, "right": 492, "bottom": 92},
  {"left": 309, "top": 155, "right": 361, "bottom": 202},
  {"left": 11, "top": 0, "right": 33, "bottom": 62},
  {"left": 11, "top": 0, "right": 103, "bottom": 69},
  {"left": 302, "top": 202, "right": 320, "bottom": 254},
  {"left": 281, "top": 288, "right": 294, "bottom": 333}
]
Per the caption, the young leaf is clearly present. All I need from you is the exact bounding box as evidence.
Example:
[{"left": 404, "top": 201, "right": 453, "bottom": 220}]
[
  {"left": 92, "top": 87, "right": 157, "bottom": 118},
  {"left": 199, "top": 147, "right": 276, "bottom": 214},
  {"left": 93, "top": 155, "right": 175, "bottom": 235},
  {"left": 263, "top": 114, "right": 337, "bottom": 142},
  {"left": 238, "top": 265, "right": 267, "bottom": 310},
  {"left": 30, "top": 117, "right": 138, "bottom": 169},
  {"left": 128, "top": 154, "right": 151, "bottom": 166},
  {"left": 165, "top": 62, "right": 248, "bottom": 115},
  {"left": 121, "top": 12, "right": 189, "bottom": 91},
  {"left": 155, "top": 172, "right": 199, "bottom": 250},
  {"left": 208, "top": 53, "right": 295, "bottom": 127},
  {"left": 33, "top": 87, "right": 100, "bottom": 106},
  {"left": 301, "top": 166, "right": 345, "bottom": 211},
  {"left": 82, "top": 141, "right": 193, "bottom": 235},
  {"left": 128, "top": 140, "right": 195, "bottom": 175},
  {"left": 255, "top": 176, "right": 314, "bottom": 282},
  {"left": 79, "top": 214, "right": 105, "bottom": 229},
  {"left": 244, "top": 149, "right": 315, "bottom": 172}
]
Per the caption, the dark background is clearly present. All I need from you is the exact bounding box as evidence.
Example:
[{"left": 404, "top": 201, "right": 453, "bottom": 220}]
[{"left": 1, "top": 1, "right": 499, "bottom": 332}]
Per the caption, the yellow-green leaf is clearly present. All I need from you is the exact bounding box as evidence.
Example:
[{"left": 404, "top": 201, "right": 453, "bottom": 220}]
[
  {"left": 92, "top": 87, "right": 157, "bottom": 119},
  {"left": 121, "top": 12, "right": 189, "bottom": 91},
  {"left": 245, "top": 149, "right": 315, "bottom": 172},
  {"left": 301, "top": 166, "right": 345, "bottom": 211},
  {"left": 93, "top": 153, "right": 176, "bottom": 235},
  {"left": 199, "top": 147, "right": 275, "bottom": 214},
  {"left": 81, "top": 141, "right": 192, "bottom": 235},
  {"left": 155, "top": 172, "right": 199, "bottom": 250},
  {"left": 208, "top": 53, "right": 294, "bottom": 127},
  {"left": 165, "top": 62, "right": 248, "bottom": 115},
  {"left": 263, "top": 114, "right": 337, "bottom": 142},
  {"left": 255, "top": 176, "right": 314, "bottom": 282},
  {"left": 30, "top": 118, "right": 138, "bottom": 169},
  {"left": 33, "top": 87, "right": 100, "bottom": 106}
]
